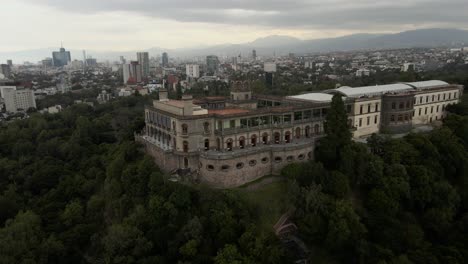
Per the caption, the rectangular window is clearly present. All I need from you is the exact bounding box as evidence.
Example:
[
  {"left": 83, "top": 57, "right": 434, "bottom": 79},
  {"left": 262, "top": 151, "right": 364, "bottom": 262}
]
[
  {"left": 426, "top": 96, "right": 429, "bottom": 102},
  {"left": 250, "top": 117, "right": 259, "bottom": 127},
  {"left": 436, "top": 105, "right": 439, "bottom": 112},
  {"left": 260, "top": 116, "right": 270, "bottom": 125},
  {"left": 367, "top": 104, "right": 371, "bottom": 113},
  {"left": 449, "top": 93, "right": 451, "bottom": 100},
  {"left": 375, "top": 103, "right": 379, "bottom": 112},
  {"left": 230, "top": 120, "right": 236, "bottom": 128},
  {"left": 431, "top": 106, "right": 434, "bottom": 114},
  {"left": 390, "top": 115, "right": 395, "bottom": 122},
  {"left": 272, "top": 115, "right": 282, "bottom": 124},
  {"left": 399, "top": 102, "right": 404, "bottom": 109},
  {"left": 419, "top": 97, "right": 422, "bottom": 104},
  {"left": 443, "top": 93, "right": 446, "bottom": 100},
  {"left": 313, "top": 109, "right": 321, "bottom": 118},
  {"left": 454, "top": 92, "right": 458, "bottom": 98},
  {"left": 438, "top": 94, "right": 440, "bottom": 101},
  {"left": 240, "top": 119, "right": 248, "bottom": 128},
  {"left": 374, "top": 115, "right": 378, "bottom": 124},
  {"left": 294, "top": 111, "right": 302, "bottom": 121},
  {"left": 283, "top": 114, "right": 292, "bottom": 123},
  {"left": 367, "top": 116, "right": 370, "bottom": 126},
  {"left": 360, "top": 105, "right": 363, "bottom": 114},
  {"left": 392, "top": 102, "right": 396, "bottom": 109},
  {"left": 432, "top": 95, "right": 435, "bottom": 101},
  {"left": 303, "top": 110, "right": 312, "bottom": 119},
  {"left": 398, "top": 115, "right": 403, "bottom": 121},
  {"left": 359, "top": 118, "right": 362, "bottom": 127},
  {"left": 425, "top": 107, "right": 428, "bottom": 115}
]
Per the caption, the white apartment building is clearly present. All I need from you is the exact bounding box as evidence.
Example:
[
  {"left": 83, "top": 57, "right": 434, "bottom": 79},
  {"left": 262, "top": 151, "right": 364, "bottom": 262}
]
[
  {"left": 186, "top": 64, "right": 200, "bottom": 78},
  {"left": 3, "top": 88, "right": 36, "bottom": 113}
]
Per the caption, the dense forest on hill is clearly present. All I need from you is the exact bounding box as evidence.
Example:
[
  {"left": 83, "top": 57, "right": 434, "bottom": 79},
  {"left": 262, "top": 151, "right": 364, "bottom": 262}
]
[
  {"left": 0, "top": 96, "right": 287, "bottom": 263},
  {"left": 282, "top": 94, "right": 468, "bottom": 263}
]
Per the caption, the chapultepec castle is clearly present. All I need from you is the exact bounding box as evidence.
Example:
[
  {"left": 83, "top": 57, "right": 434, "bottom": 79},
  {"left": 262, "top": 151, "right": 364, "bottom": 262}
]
[{"left": 135, "top": 80, "right": 463, "bottom": 188}]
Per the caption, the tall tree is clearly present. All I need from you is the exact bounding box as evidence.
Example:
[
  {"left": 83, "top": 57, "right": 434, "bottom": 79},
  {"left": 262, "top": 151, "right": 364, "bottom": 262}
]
[{"left": 316, "top": 94, "right": 352, "bottom": 167}]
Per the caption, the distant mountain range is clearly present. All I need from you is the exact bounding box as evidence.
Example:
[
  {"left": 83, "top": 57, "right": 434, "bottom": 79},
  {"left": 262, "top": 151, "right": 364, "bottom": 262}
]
[{"left": 2, "top": 28, "right": 468, "bottom": 63}]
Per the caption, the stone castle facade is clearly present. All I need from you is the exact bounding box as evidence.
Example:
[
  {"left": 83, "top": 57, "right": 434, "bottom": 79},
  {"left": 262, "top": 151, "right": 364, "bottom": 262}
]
[{"left": 136, "top": 80, "right": 463, "bottom": 188}]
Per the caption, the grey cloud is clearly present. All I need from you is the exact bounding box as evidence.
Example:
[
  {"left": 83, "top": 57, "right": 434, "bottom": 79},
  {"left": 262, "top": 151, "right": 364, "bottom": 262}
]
[{"left": 22, "top": 0, "right": 468, "bottom": 30}]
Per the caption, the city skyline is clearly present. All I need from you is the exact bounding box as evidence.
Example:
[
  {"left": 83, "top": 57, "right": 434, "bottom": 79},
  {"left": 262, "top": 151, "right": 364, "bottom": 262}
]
[{"left": 1, "top": 0, "right": 468, "bottom": 52}]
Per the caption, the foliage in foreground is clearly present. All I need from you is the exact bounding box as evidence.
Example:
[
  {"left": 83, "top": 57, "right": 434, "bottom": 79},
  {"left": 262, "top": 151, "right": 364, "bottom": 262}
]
[
  {"left": 0, "top": 96, "right": 286, "bottom": 263},
  {"left": 283, "top": 95, "right": 468, "bottom": 263}
]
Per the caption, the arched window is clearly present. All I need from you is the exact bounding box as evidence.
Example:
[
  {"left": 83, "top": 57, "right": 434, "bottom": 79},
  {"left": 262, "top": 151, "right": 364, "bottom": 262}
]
[
  {"left": 305, "top": 126, "right": 311, "bottom": 138},
  {"left": 183, "top": 141, "right": 189, "bottom": 153},
  {"left": 314, "top": 124, "right": 320, "bottom": 134},
  {"left": 226, "top": 138, "right": 233, "bottom": 151},
  {"left": 262, "top": 133, "right": 268, "bottom": 144},
  {"left": 295, "top": 127, "right": 301, "bottom": 139},
  {"left": 239, "top": 137, "right": 246, "bottom": 149},
  {"left": 251, "top": 134, "right": 257, "bottom": 147},
  {"left": 274, "top": 132, "right": 281, "bottom": 144},
  {"left": 204, "top": 139, "right": 210, "bottom": 151},
  {"left": 285, "top": 131, "right": 291, "bottom": 143},
  {"left": 181, "top": 124, "right": 188, "bottom": 134}
]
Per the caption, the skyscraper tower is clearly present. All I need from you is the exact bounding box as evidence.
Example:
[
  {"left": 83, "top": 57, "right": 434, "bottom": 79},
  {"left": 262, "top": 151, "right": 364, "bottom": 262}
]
[
  {"left": 206, "top": 55, "right": 219, "bottom": 75},
  {"left": 52, "top": 44, "right": 71, "bottom": 67},
  {"left": 162, "top": 52, "right": 169, "bottom": 67},
  {"left": 137, "top": 52, "right": 150, "bottom": 78},
  {"left": 252, "top": 49, "right": 257, "bottom": 61},
  {"left": 83, "top": 50, "right": 87, "bottom": 71}
]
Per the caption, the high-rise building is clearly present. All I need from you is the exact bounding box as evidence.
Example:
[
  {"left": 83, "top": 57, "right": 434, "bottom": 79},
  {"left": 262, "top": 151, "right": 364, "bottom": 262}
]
[
  {"left": 162, "top": 52, "right": 169, "bottom": 67},
  {"left": 85, "top": 58, "right": 97, "bottom": 66},
  {"left": 264, "top": 63, "right": 277, "bottom": 86},
  {"left": 42, "top": 58, "right": 53, "bottom": 68},
  {"left": 52, "top": 46, "right": 71, "bottom": 67},
  {"left": 120, "top": 56, "right": 126, "bottom": 64},
  {"left": 7, "top": 60, "right": 12, "bottom": 66},
  {"left": 206, "top": 55, "right": 219, "bottom": 75},
  {"left": 123, "top": 61, "right": 142, "bottom": 84},
  {"left": 252, "top": 49, "right": 257, "bottom": 61},
  {"left": 0, "top": 64, "right": 11, "bottom": 78},
  {"left": 137, "top": 52, "right": 150, "bottom": 78},
  {"left": 3, "top": 87, "right": 36, "bottom": 112},
  {"left": 57, "top": 74, "right": 71, "bottom": 93},
  {"left": 186, "top": 64, "right": 200, "bottom": 78}
]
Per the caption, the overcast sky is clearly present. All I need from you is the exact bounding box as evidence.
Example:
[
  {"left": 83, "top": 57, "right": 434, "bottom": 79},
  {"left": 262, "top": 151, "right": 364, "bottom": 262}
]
[{"left": 0, "top": 0, "right": 467, "bottom": 52}]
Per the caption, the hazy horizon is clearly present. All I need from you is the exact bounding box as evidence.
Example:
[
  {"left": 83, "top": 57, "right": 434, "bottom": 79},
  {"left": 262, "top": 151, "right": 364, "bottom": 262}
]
[{"left": 1, "top": 0, "right": 468, "bottom": 52}]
